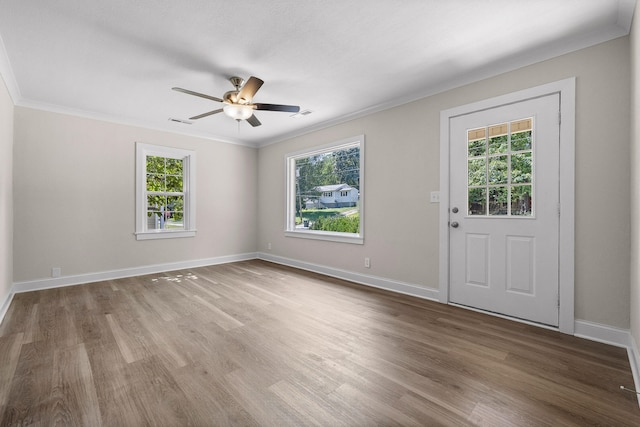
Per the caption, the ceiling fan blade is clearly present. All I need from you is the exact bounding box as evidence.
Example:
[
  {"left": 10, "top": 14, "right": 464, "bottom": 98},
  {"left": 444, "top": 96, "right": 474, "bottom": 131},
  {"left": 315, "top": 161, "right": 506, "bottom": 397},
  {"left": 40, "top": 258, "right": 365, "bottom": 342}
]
[
  {"left": 237, "top": 76, "right": 264, "bottom": 103},
  {"left": 246, "top": 114, "right": 262, "bottom": 127},
  {"left": 254, "top": 103, "right": 300, "bottom": 113},
  {"left": 172, "top": 87, "right": 223, "bottom": 103},
  {"left": 189, "top": 108, "right": 223, "bottom": 120}
]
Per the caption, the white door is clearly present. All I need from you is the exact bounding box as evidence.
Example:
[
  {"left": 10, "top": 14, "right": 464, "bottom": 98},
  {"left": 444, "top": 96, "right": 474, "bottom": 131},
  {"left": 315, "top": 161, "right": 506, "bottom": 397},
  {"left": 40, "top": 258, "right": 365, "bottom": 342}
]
[{"left": 449, "top": 94, "right": 560, "bottom": 326}]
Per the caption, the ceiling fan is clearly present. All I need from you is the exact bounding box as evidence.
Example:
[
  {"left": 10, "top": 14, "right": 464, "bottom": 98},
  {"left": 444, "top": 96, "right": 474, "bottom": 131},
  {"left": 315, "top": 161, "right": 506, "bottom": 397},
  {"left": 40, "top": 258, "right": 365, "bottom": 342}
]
[{"left": 172, "top": 76, "right": 300, "bottom": 127}]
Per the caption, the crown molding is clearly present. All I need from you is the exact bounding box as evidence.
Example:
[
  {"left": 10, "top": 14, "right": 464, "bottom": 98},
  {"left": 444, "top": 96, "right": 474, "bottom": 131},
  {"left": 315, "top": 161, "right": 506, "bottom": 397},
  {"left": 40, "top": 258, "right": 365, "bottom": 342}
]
[{"left": 15, "top": 98, "right": 259, "bottom": 148}]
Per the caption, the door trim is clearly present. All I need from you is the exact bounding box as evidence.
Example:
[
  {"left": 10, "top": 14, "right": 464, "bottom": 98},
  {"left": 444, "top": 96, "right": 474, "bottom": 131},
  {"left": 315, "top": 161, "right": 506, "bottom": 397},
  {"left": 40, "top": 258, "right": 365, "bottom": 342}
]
[{"left": 438, "top": 78, "right": 575, "bottom": 334}]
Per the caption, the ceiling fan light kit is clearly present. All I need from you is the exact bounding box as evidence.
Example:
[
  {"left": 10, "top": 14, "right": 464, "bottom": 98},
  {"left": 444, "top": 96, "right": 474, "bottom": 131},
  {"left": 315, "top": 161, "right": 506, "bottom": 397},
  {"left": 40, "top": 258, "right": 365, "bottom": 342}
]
[
  {"left": 172, "top": 76, "right": 300, "bottom": 127},
  {"left": 223, "top": 104, "right": 254, "bottom": 120}
]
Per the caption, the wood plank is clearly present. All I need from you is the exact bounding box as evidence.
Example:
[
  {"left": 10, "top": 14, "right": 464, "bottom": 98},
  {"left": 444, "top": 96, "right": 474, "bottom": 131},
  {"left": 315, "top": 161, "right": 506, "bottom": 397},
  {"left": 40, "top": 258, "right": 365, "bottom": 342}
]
[
  {"left": 223, "top": 368, "right": 306, "bottom": 426},
  {"left": 0, "top": 340, "right": 55, "bottom": 425},
  {"left": 172, "top": 364, "right": 259, "bottom": 426},
  {"left": 268, "top": 379, "right": 347, "bottom": 426},
  {"left": 85, "top": 344, "right": 145, "bottom": 426},
  {"left": 190, "top": 295, "right": 244, "bottom": 331},
  {"left": 0, "top": 333, "right": 24, "bottom": 408},
  {"left": 105, "top": 313, "right": 152, "bottom": 364},
  {"left": 46, "top": 343, "right": 102, "bottom": 425}
]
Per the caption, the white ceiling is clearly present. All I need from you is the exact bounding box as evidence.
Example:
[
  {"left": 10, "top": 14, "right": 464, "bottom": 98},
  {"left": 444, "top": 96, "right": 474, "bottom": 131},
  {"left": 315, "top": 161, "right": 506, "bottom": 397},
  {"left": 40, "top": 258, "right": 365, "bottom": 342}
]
[{"left": 0, "top": 0, "right": 635, "bottom": 147}]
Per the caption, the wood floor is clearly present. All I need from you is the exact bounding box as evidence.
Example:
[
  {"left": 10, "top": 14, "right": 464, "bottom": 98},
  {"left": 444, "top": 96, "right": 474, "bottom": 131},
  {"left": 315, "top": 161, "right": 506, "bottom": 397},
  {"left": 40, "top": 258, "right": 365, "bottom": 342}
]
[{"left": 0, "top": 260, "right": 638, "bottom": 426}]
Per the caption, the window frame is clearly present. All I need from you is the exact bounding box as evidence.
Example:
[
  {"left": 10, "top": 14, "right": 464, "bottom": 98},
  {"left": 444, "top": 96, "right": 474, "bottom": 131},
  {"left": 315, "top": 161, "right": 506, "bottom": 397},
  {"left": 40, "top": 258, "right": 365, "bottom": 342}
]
[
  {"left": 284, "top": 135, "right": 364, "bottom": 244},
  {"left": 135, "top": 143, "right": 196, "bottom": 240}
]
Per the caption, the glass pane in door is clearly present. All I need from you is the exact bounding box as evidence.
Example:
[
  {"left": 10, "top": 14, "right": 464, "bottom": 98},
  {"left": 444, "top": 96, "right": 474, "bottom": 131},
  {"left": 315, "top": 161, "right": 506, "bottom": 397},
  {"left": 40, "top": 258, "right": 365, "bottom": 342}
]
[{"left": 466, "top": 117, "right": 534, "bottom": 217}]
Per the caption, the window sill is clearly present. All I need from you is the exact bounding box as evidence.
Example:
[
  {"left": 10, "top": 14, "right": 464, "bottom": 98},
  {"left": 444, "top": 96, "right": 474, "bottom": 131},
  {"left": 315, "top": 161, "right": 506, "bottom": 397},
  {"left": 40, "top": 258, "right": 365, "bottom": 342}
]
[
  {"left": 135, "top": 230, "right": 196, "bottom": 241},
  {"left": 285, "top": 230, "right": 363, "bottom": 245}
]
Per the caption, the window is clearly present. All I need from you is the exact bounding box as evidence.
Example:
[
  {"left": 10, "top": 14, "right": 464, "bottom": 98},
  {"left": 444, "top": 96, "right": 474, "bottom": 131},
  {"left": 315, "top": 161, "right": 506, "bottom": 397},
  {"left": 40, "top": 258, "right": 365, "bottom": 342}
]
[
  {"left": 135, "top": 143, "right": 196, "bottom": 240},
  {"left": 467, "top": 118, "right": 533, "bottom": 216},
  {"left": 285, "top": 135, "right": 364, "bottom": 244}
]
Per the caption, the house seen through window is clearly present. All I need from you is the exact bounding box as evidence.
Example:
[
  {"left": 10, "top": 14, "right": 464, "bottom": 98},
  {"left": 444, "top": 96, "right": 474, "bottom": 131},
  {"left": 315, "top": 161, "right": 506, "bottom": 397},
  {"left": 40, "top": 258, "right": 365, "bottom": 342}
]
[{"left": 286, "top": 135, "right": 364, "bottom": 244}]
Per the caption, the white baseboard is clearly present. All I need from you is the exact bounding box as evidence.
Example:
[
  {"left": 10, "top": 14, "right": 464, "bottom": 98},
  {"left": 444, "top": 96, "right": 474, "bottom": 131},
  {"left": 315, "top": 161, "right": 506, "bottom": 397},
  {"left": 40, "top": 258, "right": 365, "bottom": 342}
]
[
  {"left": 0, "top": 289, "right": 14, "bottom": 326},
  {"left": 257, "top": 252, "right": 440, "bottom": 302},
  {"left": 11, "top": 252, "right": 258, "bottom": 294},
  {"left": 628, "top": 335, "right": 640, "bottom": 406},
  {"left": 574, "top": 319, "right": 632, "bottom": 348}
]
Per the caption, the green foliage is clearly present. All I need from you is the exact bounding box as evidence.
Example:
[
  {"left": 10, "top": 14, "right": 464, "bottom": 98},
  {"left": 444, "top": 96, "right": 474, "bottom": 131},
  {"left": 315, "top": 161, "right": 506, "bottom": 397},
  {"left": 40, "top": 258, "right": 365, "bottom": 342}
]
[
  {"left": 511, "top": 185, "right": 531, "bottom": 199},
  {"left": 468, "top": 138, "right": 486, "bottom": 157},
  {"left": 489, "top": 135, "right": 508, "bottom": 154},
  {"left": 468, "top": 158, "right": 486, "bottom": 186},
  {"left": 310, "top": 215, "right": 359, "bottom": 233},
  {"left": 511, "top": 153, "right": 532, "bottom": 183},
  {"left": 297, "top": 207, "right": 354, "bottom": 224},
  {"left": 511, "top": 185, "right": 532, "bottom": 216},
  {"left": 489, "top": 186, "right": 508, "bottom": 214},
  {"left": 488, "top": 155, "right": 508, "bottom": 184},
  {"left": 146, "top": 156, "right": 165, "bottom": 174},
  {"left": 468, "top": 187, "right": 485, "bottom": 202},
  {"left": 489, "top": 186, "right": 508, "bottom": 203},
  {"left": 334, "top": 147, "right": 360, "bottom": 188},
  {"left": 511, "top": 131, "right": 532, "bottom": 151},
  {"left": 146, "top": 156, "right": 184, "bottom": 192}
]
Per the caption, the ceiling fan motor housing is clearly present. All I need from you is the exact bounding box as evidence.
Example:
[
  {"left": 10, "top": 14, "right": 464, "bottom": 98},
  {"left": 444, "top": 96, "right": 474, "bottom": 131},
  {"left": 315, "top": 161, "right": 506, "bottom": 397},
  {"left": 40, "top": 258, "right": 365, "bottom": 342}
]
[
  {"left": 225, "top": 77, "right": 249, "bottom": 104},
  {"left": 223, "top": 90, "right": 240, "bottom": 104}
]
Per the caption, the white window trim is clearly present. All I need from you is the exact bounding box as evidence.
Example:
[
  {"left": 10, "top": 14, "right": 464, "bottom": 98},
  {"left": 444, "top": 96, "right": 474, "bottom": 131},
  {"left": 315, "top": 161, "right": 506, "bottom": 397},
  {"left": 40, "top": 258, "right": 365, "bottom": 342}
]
[
  {"left": 135, "top": 143, "right": 197, "bottom": 240},
  {"left": 285, "top": 135, "right": 364, "bottom": 244}
]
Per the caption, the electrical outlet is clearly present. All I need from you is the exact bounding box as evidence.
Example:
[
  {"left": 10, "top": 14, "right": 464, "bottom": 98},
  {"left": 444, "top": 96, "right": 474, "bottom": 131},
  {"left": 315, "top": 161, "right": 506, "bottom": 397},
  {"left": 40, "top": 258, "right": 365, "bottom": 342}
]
[
  {"left": 268, "top": 242, "right": 272, "bottom": 250},
  {"left": 364, "top": 257, "right": 371, "bottom": 268},
  {"left": 52, "top": 267, "right": 61, "bottom": 278},
  {"left": 430, "top": 191, "right": 440, "bottom": 203}
]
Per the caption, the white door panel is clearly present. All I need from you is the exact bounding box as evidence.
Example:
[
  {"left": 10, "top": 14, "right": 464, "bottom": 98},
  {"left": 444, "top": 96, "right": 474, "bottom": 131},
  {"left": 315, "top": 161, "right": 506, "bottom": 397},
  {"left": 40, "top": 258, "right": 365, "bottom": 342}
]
[{"left": 449, "top": 94, "right": 560, "bottom": 326}]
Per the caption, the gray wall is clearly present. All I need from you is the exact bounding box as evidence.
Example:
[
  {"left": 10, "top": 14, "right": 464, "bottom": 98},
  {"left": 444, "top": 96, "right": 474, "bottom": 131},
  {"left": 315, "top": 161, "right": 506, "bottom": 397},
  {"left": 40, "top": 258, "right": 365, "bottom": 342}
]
[
  {"left": 258, "top": 37, "right": 631, "bottom": 329},
  {"left": 12, "top": 107, "right": 258, "bottom": 282},
  {"left": 0, "top": 71, "right": 13, "bottom": 309}
]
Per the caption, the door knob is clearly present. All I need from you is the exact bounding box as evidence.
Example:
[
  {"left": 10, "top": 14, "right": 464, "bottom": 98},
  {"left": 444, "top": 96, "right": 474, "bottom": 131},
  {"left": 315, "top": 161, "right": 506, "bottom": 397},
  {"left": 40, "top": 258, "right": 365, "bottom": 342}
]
[
  {"left": 452, "top": 207, "right": 459, "bottom": 213},
  {"left": 451, "top": 221, "right": 459, "bottom": 228}
]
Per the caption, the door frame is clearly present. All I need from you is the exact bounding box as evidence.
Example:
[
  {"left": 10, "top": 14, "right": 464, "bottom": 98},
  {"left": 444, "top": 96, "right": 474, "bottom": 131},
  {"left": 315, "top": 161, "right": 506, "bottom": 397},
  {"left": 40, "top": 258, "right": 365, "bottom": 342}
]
[{"left": 438, "top": 78, "right": 576, "bottom": 334}]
